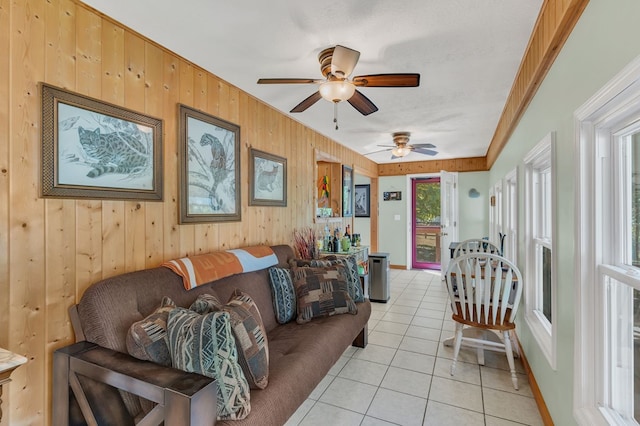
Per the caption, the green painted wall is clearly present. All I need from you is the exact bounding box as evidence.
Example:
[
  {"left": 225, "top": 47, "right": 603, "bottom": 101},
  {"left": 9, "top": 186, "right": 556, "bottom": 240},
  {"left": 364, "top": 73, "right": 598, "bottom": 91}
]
[
  {"left": 378, "top": 172, "right": 489, "bottom": 267},
  {"left": 458, "top": 172, "right": 490, "bottom": 241},
  {"left": 488, "top": 0, "right": 640, "bottom": 424},
  {"left": 378, "top": 176, "right": 408, "bottom": 265}
]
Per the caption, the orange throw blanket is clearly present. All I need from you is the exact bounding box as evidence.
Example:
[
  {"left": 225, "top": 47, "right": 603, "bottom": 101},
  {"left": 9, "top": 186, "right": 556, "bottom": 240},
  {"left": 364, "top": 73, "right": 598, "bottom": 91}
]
[{"left": 162, "top": 246, "right": 278, "bottom": 290}]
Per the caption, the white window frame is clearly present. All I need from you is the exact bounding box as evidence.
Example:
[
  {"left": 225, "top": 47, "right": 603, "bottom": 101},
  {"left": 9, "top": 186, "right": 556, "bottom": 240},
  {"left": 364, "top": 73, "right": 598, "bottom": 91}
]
[
  {"left": 523, "top": 131, "right": 557, "bottom": 369},
  {"left": 575, "top": 54, "right": 640, "bottom": 426}
]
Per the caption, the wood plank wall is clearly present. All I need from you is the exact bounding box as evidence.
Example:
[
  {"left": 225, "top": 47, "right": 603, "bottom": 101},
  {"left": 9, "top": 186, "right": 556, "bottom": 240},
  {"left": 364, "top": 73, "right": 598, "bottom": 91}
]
[
  {"left": 378, "top": 156, "right": 487, "bottom": 176},
  {"left": 0, "top": 1, "right": 378, "bottom": 424}
]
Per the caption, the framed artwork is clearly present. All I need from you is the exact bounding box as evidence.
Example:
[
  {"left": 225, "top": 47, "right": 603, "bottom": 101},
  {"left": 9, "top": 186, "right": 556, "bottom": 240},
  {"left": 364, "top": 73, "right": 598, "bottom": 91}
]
[
  {"left": 249, "top": 148, "right": 287, "bottom": 207},
  {"left": 383, "top": 191, "right": 402, "bottom": 201},
  {"left": 40, "top": 83, "right": 163, "bottom": 200},
  {"left": 178, "top": 104, "right": 241, "bottom": 223},
  {"left": 355, "top": 184, "right": 370, "bottom": 217},
  {"left": 342, "top": 165, "right": 354, "bottom": 217}
]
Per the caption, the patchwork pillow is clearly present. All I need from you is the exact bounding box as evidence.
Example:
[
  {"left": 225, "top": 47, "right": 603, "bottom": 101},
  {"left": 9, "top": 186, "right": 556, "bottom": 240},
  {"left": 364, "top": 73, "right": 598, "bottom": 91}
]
[
  {"left": 217, "top": 290, "right": 269, "bottom": 389},
  {"left": 168, "top": 307, "right": 250, "bottom": 420},
  {"left": 126, "top": 296, "right": 176, "bottom": 366},
  {"left": 189, "top": 293, "right": 223, "bottom": 314},
  {"left": 291, "top": 263, "right": 357, "bottom": 324},
  {"left": 291, "top": 256, "right": 365, "bottom": 303},
  {"left": 268, "top": 267, "right": 296, "bottom": 324}
]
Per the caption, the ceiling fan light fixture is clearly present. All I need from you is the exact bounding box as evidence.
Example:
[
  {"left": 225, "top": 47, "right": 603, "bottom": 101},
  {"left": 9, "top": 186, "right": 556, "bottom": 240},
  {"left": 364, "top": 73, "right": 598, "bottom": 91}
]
[
  {"left": 319, "top": 80, "right": 356, "bottom": 103},
  {"left": 391, "top": 146, "right": 410, "bottom": 157}
]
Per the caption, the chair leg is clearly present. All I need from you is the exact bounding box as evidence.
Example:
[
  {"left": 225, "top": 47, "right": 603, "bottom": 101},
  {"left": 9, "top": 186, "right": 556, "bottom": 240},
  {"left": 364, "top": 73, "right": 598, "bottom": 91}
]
[
  {"left": 450, "top": 322, "right": 464, "bottom": 376},
  {"left": 476, "top": 330, "right": 486, "bottom": 366},
  {"left": 503, "top": 330, "right": 518, "bottom": 390}
]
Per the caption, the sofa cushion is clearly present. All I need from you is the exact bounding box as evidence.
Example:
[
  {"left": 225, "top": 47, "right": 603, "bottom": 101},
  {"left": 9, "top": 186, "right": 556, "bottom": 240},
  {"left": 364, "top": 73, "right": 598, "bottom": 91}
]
[
  {"left": 167, "top": 307, "right": 250, "bottom": 420},
  {"left": 291, "top": 264, "right": 357, "bottom": 324},
  {"left": 218, "top": 290, "right": 269, "bottom": 389},
  {"left": 125, "top": 296, "right": 175, "bottom": 366},
  {"left": 268, "top": 267, "right": 296, "bottom": 324}
]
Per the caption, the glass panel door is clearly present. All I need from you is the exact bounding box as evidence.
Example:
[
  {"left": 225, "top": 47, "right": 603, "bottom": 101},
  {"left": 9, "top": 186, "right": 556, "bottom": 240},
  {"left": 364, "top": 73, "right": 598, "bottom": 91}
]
[{"left": 412, "top": 177, "right": 441, "bottom": 269}]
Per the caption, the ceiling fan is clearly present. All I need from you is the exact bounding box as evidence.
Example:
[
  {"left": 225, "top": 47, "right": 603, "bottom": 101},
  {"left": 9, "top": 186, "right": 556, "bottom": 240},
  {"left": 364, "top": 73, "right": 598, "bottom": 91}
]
[
  {"left": 366, "top": 132, "right": 437, "bottom": 159},
  {"left": 257, "top": 45, "right": 420, "bottom": 128}
]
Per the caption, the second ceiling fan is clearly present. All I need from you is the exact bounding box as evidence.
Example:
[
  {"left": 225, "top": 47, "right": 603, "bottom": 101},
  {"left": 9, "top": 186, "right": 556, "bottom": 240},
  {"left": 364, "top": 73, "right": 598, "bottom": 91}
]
[
  {"left": 366, "top": 132, "right": 438, "bottom": 160},
  {"left": 257, "top": 45, "right": 420, "bottom": 118}
]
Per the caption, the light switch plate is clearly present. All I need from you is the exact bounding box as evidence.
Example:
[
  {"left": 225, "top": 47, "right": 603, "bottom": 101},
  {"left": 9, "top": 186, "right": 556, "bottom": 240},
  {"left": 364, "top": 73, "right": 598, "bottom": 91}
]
[{"left": 394, "top": 214, "right": 400, "bottom": 221}]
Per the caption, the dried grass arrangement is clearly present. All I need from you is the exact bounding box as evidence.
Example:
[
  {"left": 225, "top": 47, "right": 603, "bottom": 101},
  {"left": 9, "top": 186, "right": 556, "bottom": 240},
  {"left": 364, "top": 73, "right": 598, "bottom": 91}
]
[{"left": 292, "top": 227, "right": 318, "bottom": 260}]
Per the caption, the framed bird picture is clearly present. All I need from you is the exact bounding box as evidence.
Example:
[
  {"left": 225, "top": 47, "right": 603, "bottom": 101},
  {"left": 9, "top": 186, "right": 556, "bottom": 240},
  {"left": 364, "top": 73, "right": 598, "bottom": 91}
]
[{"left": 178, "top": 104, "right": 241, "bottom": 223}]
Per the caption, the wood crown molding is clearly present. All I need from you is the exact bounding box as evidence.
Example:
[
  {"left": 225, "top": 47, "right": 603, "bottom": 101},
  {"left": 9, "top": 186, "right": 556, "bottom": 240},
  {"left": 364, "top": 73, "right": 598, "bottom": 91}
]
[{"left": 485, "top": 0, "right": 590, "bottom": 168}]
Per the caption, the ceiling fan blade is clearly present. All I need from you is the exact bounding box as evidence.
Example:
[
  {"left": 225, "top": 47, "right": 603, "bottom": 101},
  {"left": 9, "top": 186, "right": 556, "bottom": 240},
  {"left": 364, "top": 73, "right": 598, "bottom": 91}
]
[
  {"left": 413, "top": 147, "right": 438, "bottom": 156},
  {"left": 364, "top": 148, "right": 393, "bottom": 155},
  {"left": 257, "top": 78, "right": 323, "bottom": 84},
  {"left": 352, "top": 73, "right": 420, "bottom": 87},
  {"left": 412, "top": 143, "right": 436, "bottom": 149},
  {"left": 331, "top": 45, "right": 360, "bottom": 78},
  {"left": 347, "top": 90, "right": 378, "bottom": 116},
  {"left": 290, "top": 91, "right": 322, "bottom": 113}
]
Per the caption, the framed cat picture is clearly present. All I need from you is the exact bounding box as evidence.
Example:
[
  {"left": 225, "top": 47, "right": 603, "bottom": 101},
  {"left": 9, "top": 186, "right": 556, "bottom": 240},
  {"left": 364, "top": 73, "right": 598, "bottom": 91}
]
[
  {"left": 40, "top": 83, "right": 163, "bottom": 201},
  {"left": 248, "top": 148, "right": 287, "bottom": 207}
]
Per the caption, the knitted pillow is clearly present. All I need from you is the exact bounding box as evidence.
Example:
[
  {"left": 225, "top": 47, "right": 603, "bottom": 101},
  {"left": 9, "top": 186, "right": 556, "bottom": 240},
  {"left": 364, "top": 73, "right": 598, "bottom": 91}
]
[
  {"left": 217, "top": 290, "right": 269, "bottom": 389},
  {"left": 291, "top": 263, "right": 357, "bottom": 324},
  {"left": 268, "top": 267, "right": 296, "bottom": 324},
  {"left": 126, "top": 296, "right": 175, "bottom": 366},
  {"left": 168, "top": 307, "right": 250, "bottom": 420}
]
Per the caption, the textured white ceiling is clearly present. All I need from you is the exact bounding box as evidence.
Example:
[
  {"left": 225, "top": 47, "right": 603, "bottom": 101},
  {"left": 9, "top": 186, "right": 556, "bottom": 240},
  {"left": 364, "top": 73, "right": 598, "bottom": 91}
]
[{"left": 81, "top": 0, "right": 542, "bottom": 164}]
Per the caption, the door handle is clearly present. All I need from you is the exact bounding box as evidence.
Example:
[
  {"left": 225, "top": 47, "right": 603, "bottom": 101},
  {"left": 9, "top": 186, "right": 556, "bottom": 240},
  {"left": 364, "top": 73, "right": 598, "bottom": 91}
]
[{"left": 441, "top": 233, "right": 448, "bottom": 236}]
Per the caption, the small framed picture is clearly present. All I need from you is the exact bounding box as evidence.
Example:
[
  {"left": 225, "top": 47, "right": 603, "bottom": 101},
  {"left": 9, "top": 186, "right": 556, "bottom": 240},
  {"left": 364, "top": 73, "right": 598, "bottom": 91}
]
[
  {"left": 249, "top": 148, "right": 287, "bottom": 207},
  {"left": 383, "top": 191, "right": 402, "bottom": 201},
  {"left": 40, "top": 83, "right": 163, "bottom": 200},
  {"left": 342, "top": 165, "right": 354, "bottom": 217},
  {"left": 178, "top": 104, "right": 241, "bottom": 223},
  {"left": 355, "top": 184, "right": 370, "bottom": 217}
]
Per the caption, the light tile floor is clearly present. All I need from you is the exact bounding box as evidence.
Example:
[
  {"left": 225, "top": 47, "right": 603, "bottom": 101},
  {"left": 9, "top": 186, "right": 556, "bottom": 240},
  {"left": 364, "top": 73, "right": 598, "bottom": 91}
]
[{"left": 285, "top": 268, "right": 545, "bottom": 426}]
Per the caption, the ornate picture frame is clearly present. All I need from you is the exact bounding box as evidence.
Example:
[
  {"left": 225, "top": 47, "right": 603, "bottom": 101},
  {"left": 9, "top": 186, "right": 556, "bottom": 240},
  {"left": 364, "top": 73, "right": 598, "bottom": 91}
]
[
  {"left": 249, "top": 148, "right": 287, "bottom": 207},
  {"left": 40, "top": 83, "right": 163, "bottom": 200},
  {"left": 355, "top": 184, "right": 370, "bottom": 217},
  {"left": 342, "top": 165, "right": 354, "bottom": 217},
  {"left": 178, "top": 104, "right": 241, "bottom": 223}
]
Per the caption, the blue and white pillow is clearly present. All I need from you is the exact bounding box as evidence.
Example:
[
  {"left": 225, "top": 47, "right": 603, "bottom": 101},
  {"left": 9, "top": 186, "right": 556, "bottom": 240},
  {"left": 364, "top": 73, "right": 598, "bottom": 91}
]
[
  {"left": 268, "top": 267, "right": 296, "bottom": 324},
  {"left": 337, "top": 255, "right": 365, "bottom": 303}
]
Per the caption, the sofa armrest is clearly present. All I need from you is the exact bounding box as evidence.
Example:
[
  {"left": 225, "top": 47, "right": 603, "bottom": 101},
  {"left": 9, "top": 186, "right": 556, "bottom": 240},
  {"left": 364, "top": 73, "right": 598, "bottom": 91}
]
[{"left": 53, "top": 341, "right": 217, "bottom": 426}]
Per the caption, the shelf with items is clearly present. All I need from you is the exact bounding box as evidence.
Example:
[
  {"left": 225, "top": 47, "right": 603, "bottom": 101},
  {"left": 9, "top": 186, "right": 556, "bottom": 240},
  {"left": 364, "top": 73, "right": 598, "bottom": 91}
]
[
  {"left": 316, "top": 160, "right": 343, "bottom": 219},
  {"left": 314, "top": 217, "right": 343, "bottom": 224},
  {"left": 319, "top": 245, "right": 369, "bottom": 265}
]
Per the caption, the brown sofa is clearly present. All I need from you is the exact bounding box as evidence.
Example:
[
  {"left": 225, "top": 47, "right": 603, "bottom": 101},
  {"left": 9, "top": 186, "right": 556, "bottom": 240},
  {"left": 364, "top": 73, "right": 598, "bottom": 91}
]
[{"left": 53, "top": 244, "right": 371, "bottom": 426}]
